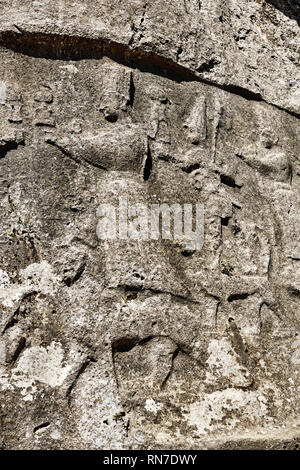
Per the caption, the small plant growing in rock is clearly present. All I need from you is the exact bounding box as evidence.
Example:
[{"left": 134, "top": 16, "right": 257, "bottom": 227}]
[{"left": 113, "top": 411, "right": 126, "bottom": 422}]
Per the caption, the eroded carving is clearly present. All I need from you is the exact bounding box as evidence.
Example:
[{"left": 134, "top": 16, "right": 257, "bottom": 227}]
[
  {"left": 147, "top": 86, "right": 171, "bottom": 158},
  {"left": 0, "top": 35, "right": 298, "bottom": 450},
  {"left": 183, "top": 94, "right": 207, "bottom": 145},
  {"left": 47, "top": 124, "right": 148, "bottom": 173},
  {"left": 33, "top": 85, "right": 55, "bottom": 127},
  {"left": 6, "top": 92, "right": 23, "bottom": 123},
  {"left": 99, "top": 65, "right": 133, "bottom": 122}
]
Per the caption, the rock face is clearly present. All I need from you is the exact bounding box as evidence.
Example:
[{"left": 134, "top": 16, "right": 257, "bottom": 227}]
[{"left": 0, "top": 0, "right": 299, "bottom": 450}]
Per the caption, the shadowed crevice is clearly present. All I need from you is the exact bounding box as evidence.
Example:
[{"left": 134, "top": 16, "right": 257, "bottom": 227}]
[
  {"left": 0, "top": 140, "right": 24, "bottom": 159},
  {"left": 33, "top": 422, "right": 50, "bottom": 434},
  {"left": 63, "top": 262, "right": 86, "bottom": 287},
  {"left": 160, "top": 347, "right": 180, "bottom": 390},
  {"left": 0, "top": 29, "right": 298, "bottom": 118},
  {"left": 220, "top": 173, "right": 243, "bottom": 189},
  {"left": 228, "top": 292, "right": 251, "bottom": 302},
  {"left": 112, "top": 337, "right": 140, "bottom": 353},
  {"left": 143, "top": 143, "right": 152, "bottom": 181},
  {"left": 10, "top": 337, "right": 26, "bottom": 364}
]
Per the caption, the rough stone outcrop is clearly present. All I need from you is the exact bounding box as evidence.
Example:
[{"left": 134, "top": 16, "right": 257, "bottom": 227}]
[{"left": 0, "top": 0, "right": 299, "bottom": 449}]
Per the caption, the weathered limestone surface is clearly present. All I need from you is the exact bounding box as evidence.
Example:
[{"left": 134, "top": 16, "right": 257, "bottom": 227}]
[{"left": 0, "top": 0, "right": 299, "bottom": 449}]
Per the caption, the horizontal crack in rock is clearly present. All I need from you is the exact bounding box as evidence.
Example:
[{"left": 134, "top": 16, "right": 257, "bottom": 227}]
[{"left": 0, "top": 30, "right": 298, "bottom": 118}]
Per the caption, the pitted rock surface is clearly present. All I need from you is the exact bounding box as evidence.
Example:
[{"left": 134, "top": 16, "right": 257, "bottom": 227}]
[{"left": 0, "top": 0, "right": 299, "bottom": 450}]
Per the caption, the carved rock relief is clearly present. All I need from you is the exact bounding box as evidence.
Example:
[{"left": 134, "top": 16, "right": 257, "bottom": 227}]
[{"left": 0, "top": 49, "right": 299, "bottom": 449}]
